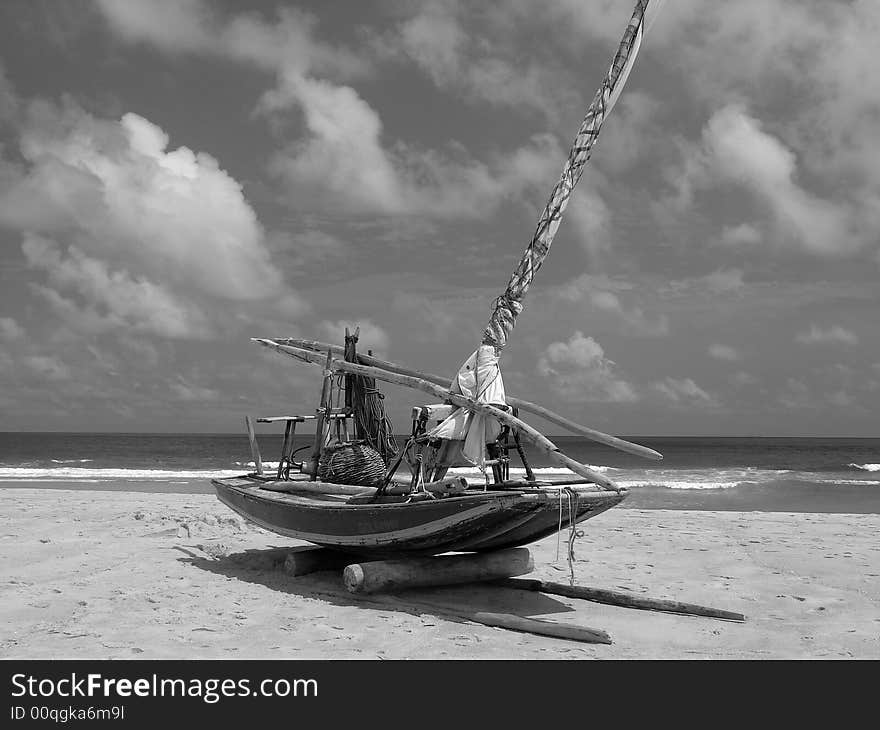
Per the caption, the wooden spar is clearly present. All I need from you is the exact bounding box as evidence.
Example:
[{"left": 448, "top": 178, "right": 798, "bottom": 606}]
[
  {"left": 497, "top": 578, "right": 746, "bottom": 623},
  {"left": 274, "top": 337, "right": 449, "bottom": 384},
  {"left": 453, "top": 610, "right": 611, "bottom": 644},
  {"left": 508, "top": 397, "right": 661, "bottom": 461},
  {"left": 244, "top": 416, "right": 263, "bottom": 476},
  {"left": 257, "top": 339, "right": 618, "bottom": 490},
  {"left": 343, "top": 548, "right": 535, "bottom": 594},
  {"left": 265, "top": 337, "right": 662, "bottom": 461},
  {"left": 258, "top": 475, "right": 468, "bottom": 498},
  {"left": 347, "top": 591, "right": 611, "bottom": 644}
]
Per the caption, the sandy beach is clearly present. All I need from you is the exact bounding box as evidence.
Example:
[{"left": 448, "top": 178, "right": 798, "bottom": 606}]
[{"left": 2, "top": 487, "right": 878, "bottom": 659}]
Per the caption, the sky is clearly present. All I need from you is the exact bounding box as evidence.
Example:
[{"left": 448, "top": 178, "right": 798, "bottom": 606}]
[{"left": 0, "top": 0, "right": 878, "bottom": 437}]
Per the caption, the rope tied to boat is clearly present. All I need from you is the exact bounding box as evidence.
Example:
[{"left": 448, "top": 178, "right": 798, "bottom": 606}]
[
  {"left": 554, "top": 487, "right": 584, "bottom": 586},
  {"left": 564, "top": 487, "right": 584, "bottom": 587}
]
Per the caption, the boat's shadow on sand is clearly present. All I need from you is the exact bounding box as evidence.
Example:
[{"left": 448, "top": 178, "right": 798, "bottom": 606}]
[{"left": 175, "top": 545, "right": 573, "bottom": 620}]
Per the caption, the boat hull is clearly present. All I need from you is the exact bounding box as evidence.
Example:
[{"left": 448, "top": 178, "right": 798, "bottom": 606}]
[{"left": 213, "top": 475, "right": 626, "bottom": 557}]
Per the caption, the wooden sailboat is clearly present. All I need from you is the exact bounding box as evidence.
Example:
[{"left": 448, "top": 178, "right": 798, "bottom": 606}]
[{"left": 213, "top": 0, "right": 664, "bottom": 558}]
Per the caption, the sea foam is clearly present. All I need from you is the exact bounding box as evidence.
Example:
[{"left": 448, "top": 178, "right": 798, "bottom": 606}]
[
  {"left": 849, "top": 463, "right": 880, "bottom": 472},
  {"left": 0, "top": 467, "right": 245, "bottom": 481}
]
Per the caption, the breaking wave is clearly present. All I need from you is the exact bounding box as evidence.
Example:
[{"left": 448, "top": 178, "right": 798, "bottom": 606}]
[
  {"left": 849, "top": 463, "right": 880, "bottom": 472},
  {"left": 2, "top": 463, "right": 877, "bottom": 491},
  {"left": 0, "top": 467, "right": 244, "bottom": 482}
]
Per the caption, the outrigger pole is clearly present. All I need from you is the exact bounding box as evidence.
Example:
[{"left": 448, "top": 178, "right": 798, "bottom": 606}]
[
  {"left": 268, "top": 337, "right": 661, "bottom": 461},
  {"left": 254, "top": 338, "right": 618, "bottom": 491}
]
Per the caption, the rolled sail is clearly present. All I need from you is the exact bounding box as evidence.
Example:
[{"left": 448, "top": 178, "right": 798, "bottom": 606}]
[{"left": 482, "top": 0, "right": 663, "bottom": 351}]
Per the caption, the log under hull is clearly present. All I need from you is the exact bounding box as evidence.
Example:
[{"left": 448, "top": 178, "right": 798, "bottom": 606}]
[{"left": 212, "top": 475, "right": 626, "bottom": 557}]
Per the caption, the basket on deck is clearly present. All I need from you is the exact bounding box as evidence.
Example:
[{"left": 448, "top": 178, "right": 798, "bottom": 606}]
[{"left": 317, "top": 441, "right": 387, "bottom": 487}]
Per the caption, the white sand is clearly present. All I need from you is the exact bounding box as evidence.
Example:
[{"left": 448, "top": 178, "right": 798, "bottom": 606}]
[{"left": 2, "top": 488, "right": 878, "bottom": 659}]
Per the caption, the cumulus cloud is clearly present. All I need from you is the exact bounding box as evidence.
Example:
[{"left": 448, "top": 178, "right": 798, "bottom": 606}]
[
  {"left": 371, "top": 0, "right": 576, "bottom": 118},
  {"left": 537, "top": 331, "right": 638, "bottom": 403},
  {"left": 22, "top": 234, "right": 207, "bottom": 339},
  {"left": 557, "top": 275, "right": 669, "bottom": 337},
  {"left": 2, "top": 104, "right": 281, "bottom": 298},
  {"left": 268, "top": 83, "right": 563, "bottom": 218},
  {"left": 0, "top": 99, "right": 299, "bottom": 337},
  {"left": 639, "top": 1, "right": 880, "bottom": 263},
  {"left": 94, "top": 0, "right": 365, "bottom": 81},
  {"left": 668, "top": 105, "right": 857, "bottom": 256},
  {"left": 708, "top": 344, "right": 740, "bottom": 362},
  {"left": 795, "top": 325, "right": 859, "bottom": 347},
  {"left": 96, "top": 0, "right": 564, "bottom": 220},
  {"left": 654, "top": 377, "right": 717, "bottom": 406}
]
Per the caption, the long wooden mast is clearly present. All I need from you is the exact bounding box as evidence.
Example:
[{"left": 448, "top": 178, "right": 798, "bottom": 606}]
[{"left": 482, "top": 0, "right": 659, "bottom": 351}]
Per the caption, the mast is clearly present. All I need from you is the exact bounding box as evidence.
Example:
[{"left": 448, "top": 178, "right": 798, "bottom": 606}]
[{"left": 482, "top": 0, "right": 663, "bottom": 351}]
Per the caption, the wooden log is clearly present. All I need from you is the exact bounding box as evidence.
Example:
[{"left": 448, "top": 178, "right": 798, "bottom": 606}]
[
  {"left": 343, "top": 548, "right": 534, "bottom": 594},
  {"left": 269, "top": 337, "right": 662, "bottom": 461},
  {"left": 256, "top": 340, "right": 618, "bottom": 491},
  {"left": 244, "top": 415, "right": 263, "bottom": 476},
  {"left": 283, "top": 547, "right": 356, "bottom": 577},
  {"left": 497, "top": 578, "right": 746, "bottom": 623}
]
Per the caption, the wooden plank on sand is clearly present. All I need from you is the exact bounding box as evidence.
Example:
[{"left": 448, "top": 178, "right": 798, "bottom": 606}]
[{"left": 497, "top": 578, "right": 746, "bottom": 622}]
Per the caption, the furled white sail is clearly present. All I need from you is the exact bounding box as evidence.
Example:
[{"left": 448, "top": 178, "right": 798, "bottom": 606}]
[
  {"left": 428, "top": 345, "right": 506, "bottom": 469},
  {"left": 481, "top": 0, "right": 664, "bottom": 352}
]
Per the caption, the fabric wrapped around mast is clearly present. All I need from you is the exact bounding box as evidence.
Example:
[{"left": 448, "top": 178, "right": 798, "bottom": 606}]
[
  {"left": 427, "top": 345, "right": 506, "bottom": 470},
  {"left": 480, "top": 0, "right": 661, "bottom": 351}
]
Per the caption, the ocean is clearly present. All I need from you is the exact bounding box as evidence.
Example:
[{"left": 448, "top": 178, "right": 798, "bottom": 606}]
[{"left": 1, "top": 432, "right": 878, "bottom": 514}]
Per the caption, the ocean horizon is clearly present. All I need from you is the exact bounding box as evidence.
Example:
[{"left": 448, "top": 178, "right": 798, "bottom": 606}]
[{"left": 1, "top": 432, "right": 878, "bottom": 514}]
